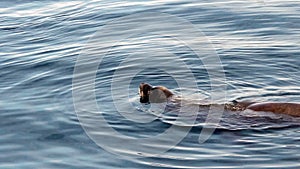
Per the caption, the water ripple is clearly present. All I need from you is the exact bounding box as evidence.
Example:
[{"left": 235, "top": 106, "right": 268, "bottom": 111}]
[{"left": 1, "top": 0, "right": 300, "bottom": 168}]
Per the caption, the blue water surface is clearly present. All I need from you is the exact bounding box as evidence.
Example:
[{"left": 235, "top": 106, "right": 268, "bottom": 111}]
[{"left": 1, "top": 0, "right": 300, "bottom": 168}]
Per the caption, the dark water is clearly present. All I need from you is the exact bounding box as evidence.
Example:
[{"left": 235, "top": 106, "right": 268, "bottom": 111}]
[{"left": 1, "top": 1, "right": 300, "bottom": 168}]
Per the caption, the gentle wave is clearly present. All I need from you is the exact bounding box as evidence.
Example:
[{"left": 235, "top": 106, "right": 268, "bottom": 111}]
[{"left": 1, "top": 0, "right": 300, "bottom": 168}]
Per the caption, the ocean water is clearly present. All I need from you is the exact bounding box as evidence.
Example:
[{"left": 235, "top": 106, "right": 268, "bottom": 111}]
[{"left": 1, "top": 0, "right": 300, "bottom": 168}]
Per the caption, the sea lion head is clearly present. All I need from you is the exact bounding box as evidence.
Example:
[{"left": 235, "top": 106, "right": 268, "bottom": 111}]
[
  {"left": 139, "top": 83, "right": 153, "bottom": 103},
  {"left": 139, "top": 83, "right": 173, "bottom": 103}
]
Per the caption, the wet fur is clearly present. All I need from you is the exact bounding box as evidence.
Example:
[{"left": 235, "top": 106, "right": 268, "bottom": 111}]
[
  {"left": 139, "top": 83, "right": 174, "bottom": 103},
  {"left": 139, "top": 83, "right": 300, "bottom": 117}
]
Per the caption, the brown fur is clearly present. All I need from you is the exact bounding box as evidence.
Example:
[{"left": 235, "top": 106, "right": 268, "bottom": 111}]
[
  {"left": 139, "top": 83, "right": 174, "bottom": 103},
  {"left": 247, "top": 102, "right": 300, "bottom": 117},
  {"left": 139, "top": 83, "right": 300, "bottom": 117}
]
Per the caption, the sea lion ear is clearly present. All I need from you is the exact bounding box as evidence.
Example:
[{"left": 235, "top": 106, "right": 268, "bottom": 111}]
[{"left": 149, "top": 88, "right": 168, "bottom": 103}]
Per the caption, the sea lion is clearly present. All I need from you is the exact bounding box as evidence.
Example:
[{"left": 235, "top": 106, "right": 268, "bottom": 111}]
[{"left": 138, "top": 82, "right": 300, "bottom": 117}]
